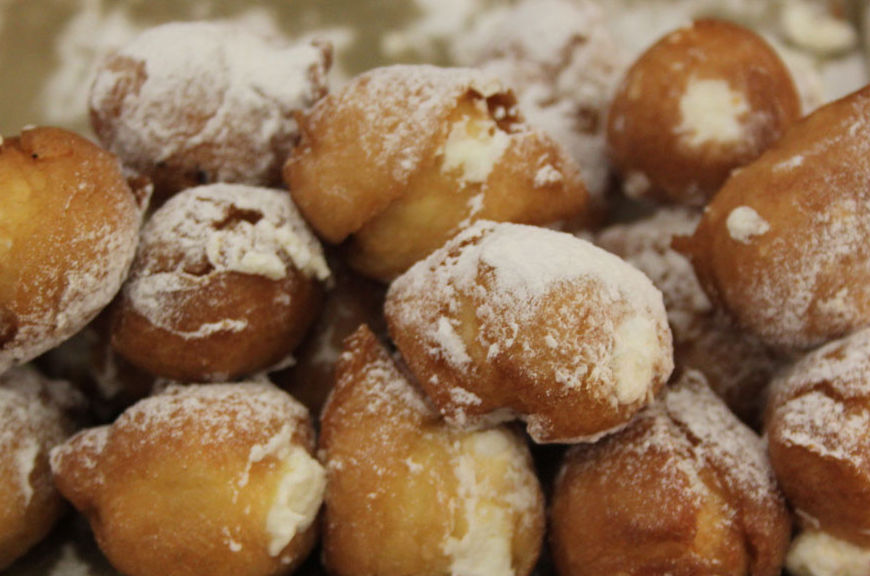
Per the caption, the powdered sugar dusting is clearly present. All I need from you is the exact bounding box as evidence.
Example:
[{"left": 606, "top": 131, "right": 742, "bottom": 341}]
[
  {"left": 0, "top": 366, "right": 74, "bottom": 507},
  {"left": 124, "top": 184, "right": 328, "bottom": 338},
  {"left": 0, "top": 131, "right": 140, "bottom": 372},
  {"left": 90, "top": 21, "right": 330, "bottom": 187},
  {"left": 309, "top": 65, "right": 507, "bottom": 188},
  {"left": 596, "top": 208, "right": 709, "bottom": 336},
  {"left": 665, "top": 370, "right": 781, "bottom": 507},
  {"left": 708, "top": 89, "right": 870, "bottom": 348},
  {"left": 561, "top": 369, "right": 786, "bottom": 563},
  {"left": 769, "top": 329, "right": 870, "bottom": 465},
  {"left": 115, "top": 382, "right": 309, "bottom": 448},
  {"left": 454, "top": 0, "right": 627, "bottom": 201},
  {"left": 322, "top": 325, "right": 541, "bottom": 574},
  {"left": 387, "top": 220, "right": 672, "bottom": 433}
]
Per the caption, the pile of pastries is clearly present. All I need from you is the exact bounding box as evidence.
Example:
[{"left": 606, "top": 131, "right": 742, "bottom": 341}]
[{"left": 3, "top": 2, "right": 870, "bottom": 575}]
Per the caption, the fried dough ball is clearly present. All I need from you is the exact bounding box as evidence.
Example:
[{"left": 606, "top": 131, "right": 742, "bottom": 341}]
[
  {"left": 596, "top": 208, "right": 784, "bottom": 427},
  {"left": 277, "top": 254, "right": 386, "bottom": 415},
  {"left": 0, "top": 127, "right": 140, "bottom": 373},
  {"left": 607, "top": 19, "right": 801, "bottom": 206},
  {"left": 766, "top": 328, "right": 870, "bottom": 546},
  {"left": 0, "top": 367, "right": 79, "bottom": 570},
  {"left": 675, "top": 85, "right": 870, "bottom": 350},
  {"left": 285, "top": 65, "right": 590, "bottom": 281},
  {"left": 320, "top": 325, "right": 544, "bottom": 576},
  {"left": 551, "top": 370, "right": 791, "bottom": 576},
  {"left": 455, "top": 0, "right": 627, "bottom": 217},
  {"left": 90, "top": 22, "right": 331, "bottom": 202},
  {"left": 385, "top": 221, "right": 673, "bottom": 443},
  {"left": 110, "top": 184, "right": 329, "bottom": 382},
  {"left": 50, "top": 382, "right": 325, "bottom": 576}
]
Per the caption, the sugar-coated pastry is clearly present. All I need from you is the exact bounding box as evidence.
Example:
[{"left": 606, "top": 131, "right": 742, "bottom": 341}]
[
  {"left": 285, "top": 64, "right": 590, "bottom": 281},
  {"left": 110, "top": 184, "right": 329, "bottom": 382},
  {"left": 385, "top": 220, "right": 673, "bottom": 443},
  {"left": 456, "top": 0, "right": 627, "bottom": 217},
  {"left": 278, "top": 254, "right": 386, "bottom": 415},
  {"left": 607, "top": 19, "right": 801, "bottom": 206},
  {"left": 766, "top": 328, "right": 870, "bottom": 546},
  {"left": 676, "top": 85, "right": 870, "bottom": 350},
  {"left": 551, "top": 370, "right": 790, "bottom": 576},
  {"left": 90, "top": 22, "right": 331, "bottom": 202},
  {"left": 320, "top": 325, "right": 544, "bottom": 576},
  {"left": 596, "top": 208, "right": 783, "bottom": 427},
  {"left": 0, "top": 366, "right": 79, "bottom": 570},
  {"left": 50, "top": 382, "right": 325, "bottom": 576},
  {"left": 0, "top": 127, "right": 140, "bottom": 373}
]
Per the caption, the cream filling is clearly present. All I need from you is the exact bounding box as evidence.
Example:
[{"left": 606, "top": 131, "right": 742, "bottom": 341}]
[
  {"left": 786, "top": 530, "right": 870, "bottom": 576},
  {"left": 611, "top": 315, "right": 660, "bottom": 405},
  {"left": 676, "top": 78, "right": 749, "bottom": 148},
  {"left": 441, "top": 111, "right": 510, "bottom": 184},
  {"left": 264, "top": 444, "right": 326, "bottom": 557},
  {"left": 443, "top": 430, "right": 520, "bottom": 576},
  {"left": 726, "top": 206, "right": 770, "bottom": 244}
]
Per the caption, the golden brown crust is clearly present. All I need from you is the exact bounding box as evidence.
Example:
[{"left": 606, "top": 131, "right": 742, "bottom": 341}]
[
  {"left": 110, "top": 184, "right": 327, "bottom": 382},
  {"left": 675, "top": 84, "right": 870, "bottom": 350},
  {"left": 385, "top": 221, "right": 673, "bottom": 443},
  {"left": 766, "top": 329, "right": 870, "bottom": 546},
  {"left": 607, "top": 19, "right": 801, "bottom": 206},
  {"left": 551, "top": 372, "right": 790, "bottom": 576},
  {"left": 285, "top": 65, "right": 589, "bottom": 281},
  {"left": 50, "top": 383, "right": 322, "bottom": 576},
  {"left": 320, "top": 325, "right": 545, "bottom": 576},
  {"left": 0, "top": 127, "right": 140, "bottom": 374}
]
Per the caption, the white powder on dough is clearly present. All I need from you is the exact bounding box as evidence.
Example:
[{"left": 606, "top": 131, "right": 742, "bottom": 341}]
[
  {"left": 323, "top": 330, "right": 540, "bottom": 576},
  {"left": 726, "top": 206, "right": 770, "bottom": 244},
  {"left": 124, "top": 184, "right": 328, "bottom": 339},
  {"left": 387, "top": 221, "right": 672, "bottom": 438},
  {"left": 431, "top": 317, "right": 472, "bottom": 367},
  {"left": 454, "top": 0, "right": 627, "bottom": 202},
  {"left": 769, "top": 329, "right": 870, "bottom": 468},
  {"left": 664, "top": 371, "right": 782, "bottom": 509},
  {"left": 596, "top": 208, "right": 710, "bottom": 337},
  {"left": 0, "top": 367, "right": 74, "bottom": 507},
  {"left": 112, "top": 382, "right": 310, "bottom": 449},
  {"left": 0, "top": 130, "right": 140, "bottom": 373},
  {"left": 89, "top": 21, "right": 330, "bottom": 187}
]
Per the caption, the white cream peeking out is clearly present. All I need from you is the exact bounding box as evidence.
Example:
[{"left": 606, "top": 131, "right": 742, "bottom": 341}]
[
  {"left": 727, "top": 206, "right": 770, "bottom": 244},
  {"left": 443, "top": 430, "right": 521, "bottom": 576},
  {"left": 265, "top": 445, "right": 326, "bottom": 557},
  {"left": 611, "top": 315, "right": 659, "bottom": 405},
  {"left": 441, "top": 103, "right": 510, "bottom": 184},
  {"left": 786, "top": 530, "right": 870, "bottom": 576},
  {"left": 676, "top": 78, "right": 749, "bottom": 148}
]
